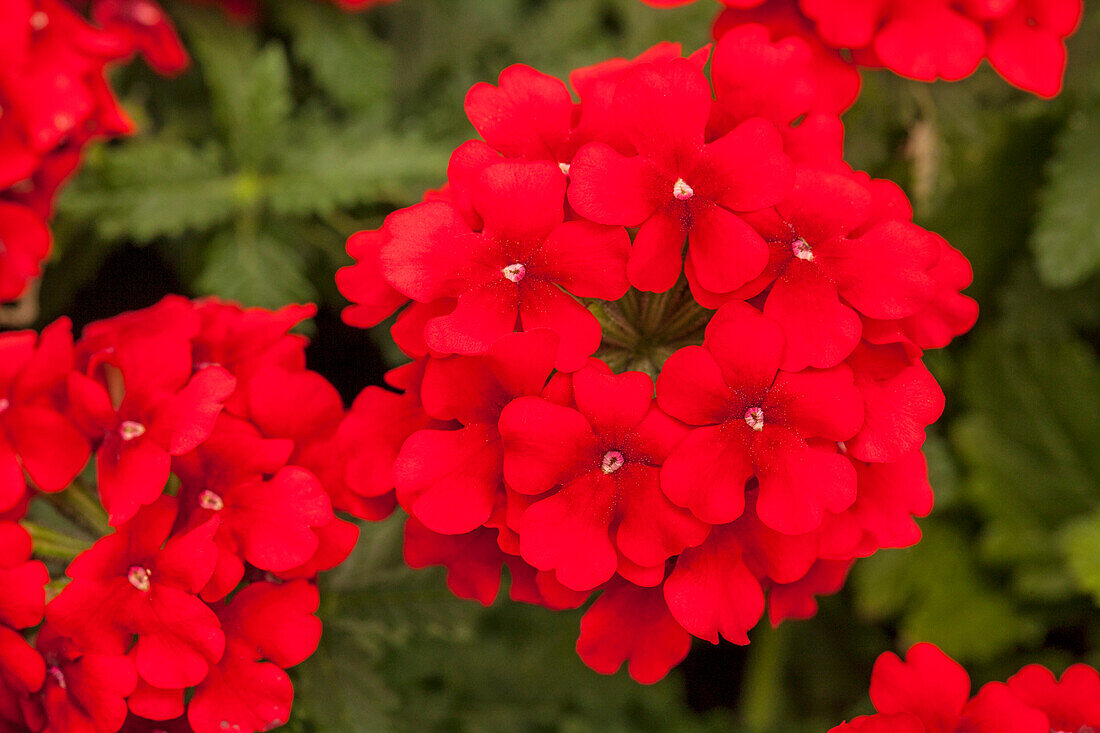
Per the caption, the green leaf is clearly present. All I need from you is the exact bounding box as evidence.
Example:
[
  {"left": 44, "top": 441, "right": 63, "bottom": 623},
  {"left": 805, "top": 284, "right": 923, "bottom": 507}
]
[
  {"left": 56, "top": 138, "right": 236, "bottom": 243},
  {"left": 854, "top": 522, "right": 1042, "bottom": 663},
  {"left": 1031, "top": 103, "right": 1100, "bottom": 288},
  {"left": 196, "top": 231, "right": 317, "bottom": 309},
  {"left": 270, "top": 2, "right": 394, "bottom": 118},
  {"left": 173, "top": 5, "right": 292, "bottom": 169},
  {"left": 1062, "top": 511, "right": 1100, "bottom": 606}
]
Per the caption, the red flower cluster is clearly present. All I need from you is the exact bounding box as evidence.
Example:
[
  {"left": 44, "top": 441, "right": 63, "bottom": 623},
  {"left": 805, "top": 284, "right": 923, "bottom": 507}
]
[
  {"left": 0, "top": 296, "right": 364, "bottom": 732},
  {"left": 0, "top": 0, "right": 189, "bottom": 304},
  {"left": 338, "top": 34, "right": 976, "bottom": 683},
  {"left": 832, "top": 643, "right": 1100, "bottom": 733},
  {"left": 643, "top": 0, "right": 1083, "bottom": 98}
]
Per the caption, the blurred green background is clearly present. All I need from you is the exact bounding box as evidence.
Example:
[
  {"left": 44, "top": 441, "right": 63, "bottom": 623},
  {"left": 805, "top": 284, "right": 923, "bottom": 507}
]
[{"left": 31, "top": 0, "right": 1100, "bottom": 730}]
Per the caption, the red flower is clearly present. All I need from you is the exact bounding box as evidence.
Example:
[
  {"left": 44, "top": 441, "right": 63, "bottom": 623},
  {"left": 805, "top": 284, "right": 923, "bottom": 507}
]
[
  {"left": 394, "top": 330, "right": 558, "bottom": 535},
  {"left": 91, "top": 0, "right": 190, "bottom": 76},
  {"left": 500, "top": 363, "right": 709, "bottom": 591},
  {"left": 0, "top": 318, "right": 89, "bottom": 513},
  {"left": 656, "top": 301, "right": 863, "bottom": 533},
  {"left": 0, "top": 202, "right": 51, "bottom": 302},
  {"left": 0, "top": 522, "right": 48, "bottom": 712},
  {"left": 381, "top": 160, "right": 630, "bottom": 370},
  {"left": 1006, "top": 664, "right": 1100, "bottom": 733},
  {"left": 46, "top": 497, "right": 225, "bottom": 690},
  {"left": 36, "top": 625, "right": 137, "bottom": 733},
  {"left": 834, "top": 642, "right": 1052, "bottom": 733},
  {"left": 568, "top": 57, "right": 793, "bottom": 293}
]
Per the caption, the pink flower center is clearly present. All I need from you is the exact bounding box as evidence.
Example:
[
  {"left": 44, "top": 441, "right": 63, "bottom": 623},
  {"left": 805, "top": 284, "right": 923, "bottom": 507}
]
[
  {"left": 30, "top": 11, "right": 48, "bottom": 30},
  {"left": 672, "top": 178, "right": 694, "bottom": 201},
  {"left": 128, "top": 565, "right": 152, "bottom": 592},
  {"left": 601, "top": 450, "right": 625, "bottom": 474},
  {"left": 199, "top": 490, "right": 225, "bottom": 511},
  {"left": 119, "top": 420, "right": 146, "bottom": 441},
  {"left": 131, "top": 1, "right": 162, "bottom": 25},
  {"left": 744, "top": 407, "right": 765, "bottom": 432},
  {"left": 792, "top": 238, "right": 814, "bottom": 261},
  {"left": 558, "top": 162, "right": 571, "bottom": 176},
  {"left": 48, "top": 666, "right": 66, "bottom": 690},
  {"left": 0, "top": 398, "right": 9, "bottom": 414},
  {"left": 501, "top": 263, "right": 527, "bottom": 283}
]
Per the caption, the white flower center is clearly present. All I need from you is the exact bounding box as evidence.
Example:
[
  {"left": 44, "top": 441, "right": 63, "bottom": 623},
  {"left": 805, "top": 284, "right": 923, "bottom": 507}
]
[
  {"left": 558, "top": 162, "right": 571, "bottom": 176},
  {"left": 30, "top": 11, "right": 48, "bottom": 30},
  {"left": 128, "top": 565, "right": 152, "bottom": 592},
  {"left": 48, "top": 666, "right": 66, "bottom": 690},
  {"left": 119, "top": 420, "right": 146, "bottom": 441},
  {"left": 792, "top": 238, "right": 814, "bottom": 261},
  {"left": 0, "top": 398, "right": 9, "bottom": 414},
  {"left": 601, "top": 450, "right": 625, "bottom": 474},
  {"left": 744, "top": 407, "right": 765, "bottom": 432},
  {"left": 672, "top": 178, "right": 694, "bottom": 201},
  {"left": 199, "top": 490, "right": 225, "bottom": 511},
  {"left": 501, "top": 263, "right": 526, "bottom": 283}
]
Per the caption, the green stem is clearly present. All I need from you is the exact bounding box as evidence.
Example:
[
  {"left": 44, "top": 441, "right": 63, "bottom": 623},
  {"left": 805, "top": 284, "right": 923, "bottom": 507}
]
[
  {"left": 20, "top": 521, "right": 93, "bottom": 560},
  {"left": 42, "top": 483, "right": 110, "bottom": 539},
  {"left": 742, "top": 622, "right": 790, "bottom": 733}
]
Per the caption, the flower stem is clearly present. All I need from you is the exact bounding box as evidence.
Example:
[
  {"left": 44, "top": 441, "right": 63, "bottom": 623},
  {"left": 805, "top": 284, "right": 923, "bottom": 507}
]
[
  {"left": 20, "top": 521, "right": 93, "bottom": 560},
  {"left": 41, "top": 482, "right": 110, "bottom": 539}
]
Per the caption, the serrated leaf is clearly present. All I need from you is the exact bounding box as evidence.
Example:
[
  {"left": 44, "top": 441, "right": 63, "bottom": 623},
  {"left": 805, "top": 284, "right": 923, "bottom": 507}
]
[
  {"left": 1032, "top": 105, "right": 1100, "bottom": 288},
  {"left": 172, "top": 5, "right": 292, "bottom": 168},
  {"left": 196, "top": 231, "right": 317, "bottom": 309},
  {"left": 1062, "top": 511, "right": 1100, "bottom": 606},
  {"left": 57, "top": 139, "right": 236, "bottom": 242},
  {"left": 270, "top": 2, "right": 393, "bottom": 118}
]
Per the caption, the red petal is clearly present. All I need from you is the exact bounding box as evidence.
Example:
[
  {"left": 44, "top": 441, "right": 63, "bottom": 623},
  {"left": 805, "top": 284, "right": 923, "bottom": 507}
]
[
  {"left": 187, "top": 641, "right": 293, "bottom": 733},
  {"left": 5, "top": 406, "right": 89, "bottom": 492},
  {"left": 959, "top": 682, "right": 1050, "bottom": 733},
  {"left": 770, "top": 365, "right": 864, "bottom": 440},
  {"left": 703, "top": 301, "right": 785, "bottom": 395},
  {"left": 613, "top": 58, "right": 710, "bottom": 166},
  {"left": 536, "top": 220, "right": 631, "bottom": 300},
  {"left": 700, "top": 118, "right": 793, "bottom": 213},
  {"left": 869, "top": 643, "right": 970, "bottom": 730},
  {"left": 687, "top": 204, "right": 769, "bottom": 293},
  {"left": 572, "top": 367, "right": 654, "bottom": 436},
  {"left": 753, "top": 427, "right": 856, "bottom": 534},
  {"left": 655, "top": 345, "right": 733, "bottom": 426},
  {"left": 663, "top": 526, "right": 765, "bottom": 645},
  {"left": 473, "top": 160, "right": 565, "bottom": 244},
  {"left": 661, "top": 424, "right": 752, "bottom": 524},
  {"left": 518, "top": 280, "right": 602, "bottom": 372},
  {"left": 627, "top": 210, "right": 688, "bottom": 293},
  {"left": 499, "top": 396, "right": 596, "bottom": 495},
  {"left": 394, "top": 424, "right": 502, "bottom": 534},
  {"left": 576, "top": 582, "right": 691, "bottom": 684},
  {"left": 763, "top": 260, "right": 861, "bottom": 371},
  {"left": 567, "top": 143, "right": 662, "bottom": 226},
  {"left": 97, "top": 438, "right": 171, "bottom": 527},
  {"left": 424, "top": 281, "right": 519, "bottom": 357},
  {"left": 464, "top": 64, "right": 575, "bottom": 161},
  {"left": 519, "top": 472, "right": 618, "bottom": 591},
  {"left": 131, "top": 585, "right": 225, "bottom": 689},
  {"left": 615, "top": 464, "right": 710, "bottom": 567},
  {"left": 379, "top": 201, "right": 477, "bottom": 302}
]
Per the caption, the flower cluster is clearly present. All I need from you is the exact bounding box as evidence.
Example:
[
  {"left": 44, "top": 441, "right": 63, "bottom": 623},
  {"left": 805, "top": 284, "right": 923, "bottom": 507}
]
[
  {"left": 832, "top": 643, "right": 1100, "bottom": 733},
  {"left": 0, "top": 0, "right": 397, "bottom": 307},
  {"left": 0, "top": 0, "right": 189, "bottom": 305},
  {"left": 644, "top": 0, "right": 1083, "bottom": 99},
  {"left": 338, "top": 33, "right": 977, "bottom": 683},
  {"left": 0, "top": 296, "right": 363, "bottom": 732}
]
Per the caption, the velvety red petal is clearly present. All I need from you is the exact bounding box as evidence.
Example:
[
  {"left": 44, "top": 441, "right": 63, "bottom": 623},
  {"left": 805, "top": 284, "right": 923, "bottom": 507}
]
[
  {"left": 424, "top": 281, "right": 519, "bottom": 357},
  {"left": 567, "top": 143, "right": 662, "bottom": 226},
  {"left": 753, "top": 427, "right": 856, "bottom": 534},
  {"left": 576, "top": 582, "right": 691, "bottom": 685},
  {"left": 687, "top": 204, "right": 769, "bottom": 293},
  {"left": 779, "top": 169, "right": 873, "bottom": 243},
  {"left": 464, "top": 64, "right": 575, "bottom": 161},
  {"left": 97, "top": 438, "right": 171, "bottom": 527},
  {"left": 873, "top": 6, "right": 985, "bottom": 81},
  {"left": 5, "top": 406, "right": 89, "bottom": 492},
  {"left": 627, "top": 210, "right": 688, "bottom": 293},
  {"left": 847, "top": 352, "right": 945, "bottom": 463},
  {"left": 763, "top": 261, "right": 861, "bottom": 371},
  {"left": 869, "top": 643, "right": 970, "bottom": 730},
  {"left": 958, "top": 682, "right": 1049, "bottom": 733},
  {"left": 379, "top": 201, "right": 477, "bottom": 302},
  {"left": 655, "top": 345, "right": 733, "bottom": 426},
  {"left": 518, "top": 280, "right": 602, "bottom": 372},
  {"left": 572, "top": 367, "right": 654, "bottom": 436},
  {"left": 519, "top": 472, "right": 618, "bottom": 591},
  {"left": 187, "top": 641, "right": 293, "bottom": 733},
  {"left": 615, "top": 464, "right": 710, "bottom": 568},
  {"left": 613, "top": 57, "right": 711, "bottom": 165},
  {"left": 499, "top": 396, "right": 595, "bottom": 495},
  {"left": 663, "top": 526, "right": 765, "bottom": 645},
  {"left": 393, "top": 424, "right": 502, "bottom": 535},
  {"left": 536, "top": 220, "right": 631, "bottom": 300},
  {"left": 700, "top": 118, "right": 793, "bottom": 213},
  {"left": 220, "top": 581, "right": 321, "bottom": 668},
  {"left": 131, "top": 585, "right": 225, "bottom": 689},
  {"left": 770, "top": 365, "right": 864, "bottom": 441},
  {"left": 660, "top": 424, "right": 752, "bottom": 525},
  {"left": 1007, "top": 663, "right": 1100, "bottom": 731},
  {"left": 473, "top": 160, "right": 565, "bottom": 244},
  {"left": 703, "top": 301, "right": 785, "bottom": 395}
]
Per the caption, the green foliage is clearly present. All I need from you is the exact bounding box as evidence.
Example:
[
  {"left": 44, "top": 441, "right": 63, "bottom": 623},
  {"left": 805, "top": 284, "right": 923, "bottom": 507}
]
[{"left": 1031, "top": 99, "right": 1100, "bottom": 288}]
